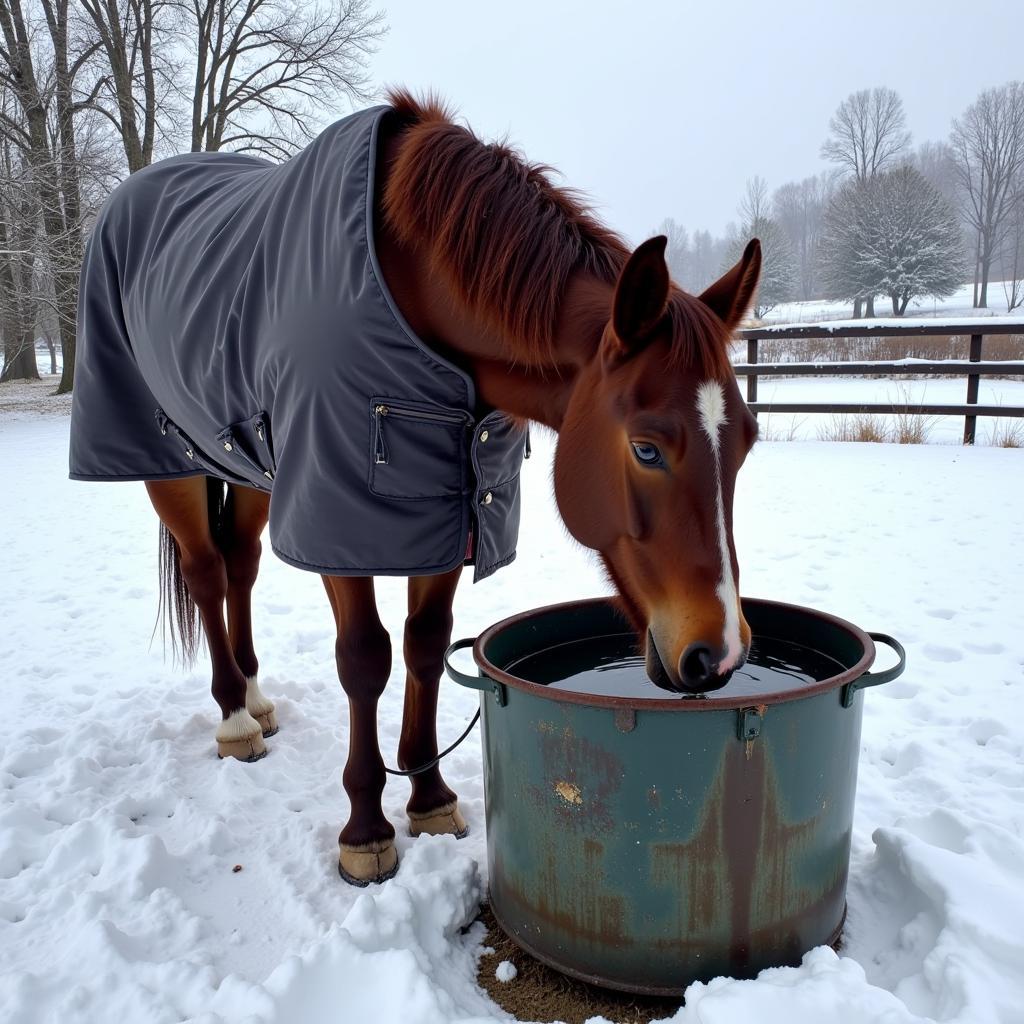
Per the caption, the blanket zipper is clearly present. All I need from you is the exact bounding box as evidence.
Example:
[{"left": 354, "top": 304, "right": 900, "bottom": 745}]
[{"left": 373, "top": 403, "right": 468, "bottom": 466}]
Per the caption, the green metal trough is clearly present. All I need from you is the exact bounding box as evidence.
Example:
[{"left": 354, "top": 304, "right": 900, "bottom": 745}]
[{"left": 444, "top": 597, "right": 905, "bottom": 996}]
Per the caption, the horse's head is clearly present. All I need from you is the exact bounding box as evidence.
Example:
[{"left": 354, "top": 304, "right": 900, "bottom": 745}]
[{"left": 554, "top": 236, "right": 761, "bottom": 694}]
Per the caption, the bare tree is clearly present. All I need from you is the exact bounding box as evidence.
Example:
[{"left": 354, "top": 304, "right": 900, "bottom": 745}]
[
  {"left": 1001, "top": 194, "right": 1024, "bottom": 313},
  {"left": 773, "top": 172, "right": 836, "bottom": 301},
  {"left": 180, "top": 0, "right": 385, "bottom": 158},
  {"left": 0, "top": 164, "right": 40, "bottom": 381},
  {"left": 739, "top": 174, "right": 770, "bottom": 225},
  {"left": 654, "top": 216, "right": 690, "bottom": 289},
  {"left": 950, "top": 81, "right": 1024, "bottom": 309},
  {"left": 79, "top": 0, "right": 178, "bottom": 171},
  {"left": 0, "top": 0, "right": 99, "bottom": 392},
  {"left": 0, "top": 88, "right": 38, "bottom": 381},
  {"left": 723, "top": 179, "right": 797, "bottom": 318},
  {"left": 911, "top": 140, "right": 958, "bottom": 204},
  {"left": 821, "top": 87, "right": 911, "bottom": 317},
  {"left": 690, "top": 228, "right": 720, "bottom": 292},
  {"left": 821, "top": 87, "right": 911, "bottom": 183}
]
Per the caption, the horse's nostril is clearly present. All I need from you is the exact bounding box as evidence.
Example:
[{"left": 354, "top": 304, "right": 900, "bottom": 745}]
[{"left": 680, "top": 644, "right": 714, "bottom": 689}]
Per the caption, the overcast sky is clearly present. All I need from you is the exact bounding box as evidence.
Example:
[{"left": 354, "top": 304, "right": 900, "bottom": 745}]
[{"left": 367, "top": 0, "right": 1021, "bottom": 247}]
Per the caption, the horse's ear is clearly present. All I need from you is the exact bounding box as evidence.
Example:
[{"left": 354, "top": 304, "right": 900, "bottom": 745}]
[
  {"left": 610, "top": 236, "right": 670, "bottom": 358},
  {"left": 698, "top": 238, "right": 761, "bottom": 332}
]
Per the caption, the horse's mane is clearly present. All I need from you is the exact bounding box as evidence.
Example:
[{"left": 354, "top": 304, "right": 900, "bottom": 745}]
[{"left": 382, "top": 88, "right": 731, "bottom": 377}]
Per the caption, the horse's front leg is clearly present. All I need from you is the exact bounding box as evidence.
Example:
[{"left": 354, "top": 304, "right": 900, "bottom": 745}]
[
  {"left": 223, "top": 484, "right": 276, "bottom": 736},
  {"left": 400, "top": 566, "right": 468, "bottom": 839},
  {"left": 323, "top": 575, "right": 398, "bottom": 886}
]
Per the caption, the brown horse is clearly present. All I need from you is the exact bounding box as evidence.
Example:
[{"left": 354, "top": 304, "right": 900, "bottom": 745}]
[{"left": 137, "top": 90, "right": 760, "bottom": 885}]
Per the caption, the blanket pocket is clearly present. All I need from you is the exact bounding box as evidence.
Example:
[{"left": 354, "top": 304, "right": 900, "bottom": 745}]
[{"left": 369, "top": 398, "right": 470, "bottom": 500}]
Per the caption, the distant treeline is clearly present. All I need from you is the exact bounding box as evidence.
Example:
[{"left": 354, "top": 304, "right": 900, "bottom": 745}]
[{"left": 656, "top": 85, "right": 1024, "bottom": 321}]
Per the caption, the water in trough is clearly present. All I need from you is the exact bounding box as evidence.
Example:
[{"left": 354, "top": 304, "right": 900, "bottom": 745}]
[{"left": 506, "top": 633, "right": 845, "bottom": 700}]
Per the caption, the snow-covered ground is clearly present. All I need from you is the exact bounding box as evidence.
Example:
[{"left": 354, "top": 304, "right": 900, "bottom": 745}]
[
  {"left": 2, "top": 402, "right": 1023, "bottom": 1024},
  {"left": 765, "top": 280, "right": 1023, "bottom": 324}
]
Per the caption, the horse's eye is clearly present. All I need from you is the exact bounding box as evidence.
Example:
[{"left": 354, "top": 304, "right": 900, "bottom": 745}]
[{"left": 631, "top": 441, "right": 663, "bottom": 467}]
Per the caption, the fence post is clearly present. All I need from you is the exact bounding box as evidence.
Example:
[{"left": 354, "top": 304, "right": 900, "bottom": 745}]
[
  {"left": 963, "top": 334, "right": 983, "bottom": 445},
  {"left": 746, "top": 337, "right": 758, "bottom": 417}
]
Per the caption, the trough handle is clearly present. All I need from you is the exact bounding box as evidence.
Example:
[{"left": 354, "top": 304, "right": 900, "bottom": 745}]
[
  {"left": 443, "top": 637, "right": 507, "bottom": 707},
  {"left": 841, "top": 633, "right": 906, "bottom": 708}
]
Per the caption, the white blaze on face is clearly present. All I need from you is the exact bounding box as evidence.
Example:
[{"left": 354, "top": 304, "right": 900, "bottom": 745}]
[{"left": 696, "top": 380, "right": 742, "bottom": 671}]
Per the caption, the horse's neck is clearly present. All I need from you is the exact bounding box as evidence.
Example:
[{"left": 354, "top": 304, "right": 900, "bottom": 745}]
[
  {"left": 374, "top": 127, "right": 609, "bottom": 432},
  {"left": 376, "top": 237, "right": 606, "bottom": 430},
  {"left": 437, "top": 274, "right": 611, "bottom": 430}
]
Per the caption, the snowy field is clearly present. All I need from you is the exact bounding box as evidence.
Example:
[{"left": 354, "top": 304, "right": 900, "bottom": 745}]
[
  {"left": 2, "top": 400, "right": 1023, "bottom": 1024},
  {"left": 765, "top": 280, "right": 1024, "bottom": 324}
]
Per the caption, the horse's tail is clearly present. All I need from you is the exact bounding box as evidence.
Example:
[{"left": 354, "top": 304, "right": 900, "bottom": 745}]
[{"left": 157, "top": 477, "right": 225, "bottom": 665}]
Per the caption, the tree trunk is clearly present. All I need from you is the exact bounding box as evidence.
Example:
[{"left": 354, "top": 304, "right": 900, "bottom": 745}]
[
  {"left": 46, "top": 336, "right": 56, "bottom": 374},
  {"left": 0, "top": 0, "right": 84, "bottom": 394},
  {"left": 54, "top": 270, "right": 77, "bottom": 393},
  {"left": 972, "top": 232, "right": 981, "bottom": 308},
  {"left": 865, "top": 294, "right": 876, "bottom": 317},
  {"left": 891, "top": 294, "right": 901, "bottom": 316},
  {"left": 978, "top": 256, "right": 990, "bottom": 309},
  {"left": 46, "top": 0, "right": 84, "bottom": 394},
  {"left": 853, "top": 296, "right": 863, "bottom": 319},
  {"left": 1, "top": 331, "right": 39, "bottom": 381}
]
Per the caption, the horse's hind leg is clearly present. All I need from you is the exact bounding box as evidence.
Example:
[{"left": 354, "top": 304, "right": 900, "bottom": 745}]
[
  {"left": 223, "top": 484, "right": 276, "bottom": 737},
  {"left": 400, "top": 567, "right": 468, "bottom": 839},
  {"left": 323, "top": 575, "right": 398, "bottom": 885},
  {"left": 146, "top": 477, "right": 266, "bottom": 762}
]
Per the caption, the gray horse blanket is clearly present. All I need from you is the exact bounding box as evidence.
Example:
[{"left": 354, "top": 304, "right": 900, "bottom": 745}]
[{"left": 70, "top": 104, "right": 526, "bottom": 581}]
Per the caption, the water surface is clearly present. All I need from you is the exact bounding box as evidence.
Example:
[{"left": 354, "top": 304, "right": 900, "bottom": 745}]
[{"left": 506, "top": 632, "right": 847, "bottom": 700}]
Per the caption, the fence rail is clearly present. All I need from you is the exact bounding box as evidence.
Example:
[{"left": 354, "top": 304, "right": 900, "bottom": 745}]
[{"left": 735, "top": 319, "right": 1024, "bottom": 444}]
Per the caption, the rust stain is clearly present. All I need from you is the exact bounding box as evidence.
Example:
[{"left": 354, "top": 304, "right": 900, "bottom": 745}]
[
  {"left": 555, "top": 780, "right": 583, "bottom": 805},
  {"left": 530, "top": 719, "right": 624, "bottom": 833},
  {"left": 495, "top": 836, "right": 633, "bottom": 951},
  {"left": 651, "top": 759, "right": 728, "bottom": 940},
  {"left": 723, "top": 735, "right": 837, "bottom": 974}
]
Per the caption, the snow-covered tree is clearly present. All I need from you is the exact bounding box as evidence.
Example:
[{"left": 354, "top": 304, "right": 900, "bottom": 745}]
[
  {"left": 721, "top": 222, "right": 796, "bottom": 319},
  {"left": 820, "top": 167, "right": 967, "bottom": 316}
]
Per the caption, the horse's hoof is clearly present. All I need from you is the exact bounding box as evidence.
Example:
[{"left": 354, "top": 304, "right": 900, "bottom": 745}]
[
  {"left": 215, "top": 708, "right": 267, "bottom": 761},
  {"left": 338, "top": 840, "right": 399, "bottom": 886},
  {"left": 216, "top": 733, "right": 267, "bottom": 762},
  {"left": 254, "top": 709, "right": 278, "bottom": 738},
  {"left": 408, "top": 801, "right": 469, "bottom": 840}
]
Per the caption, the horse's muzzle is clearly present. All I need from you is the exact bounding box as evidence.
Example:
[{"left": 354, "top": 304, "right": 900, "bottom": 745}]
[{"left": 645, "top": 630, "right": 744, "bottom": 695}]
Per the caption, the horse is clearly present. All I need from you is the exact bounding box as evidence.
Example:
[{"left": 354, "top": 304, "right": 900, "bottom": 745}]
[{"left": 69, "top": 89, "right": 761, "bottom": 886}]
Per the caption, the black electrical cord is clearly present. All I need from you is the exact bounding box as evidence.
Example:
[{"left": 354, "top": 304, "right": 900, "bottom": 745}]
[{"left": 383, "top": 709, "right": 481, "bottom": 777}]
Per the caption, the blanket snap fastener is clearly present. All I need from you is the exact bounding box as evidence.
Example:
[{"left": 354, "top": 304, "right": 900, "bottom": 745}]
[{"left": 481, "top": 491, "right": 493, "bottom": 505}]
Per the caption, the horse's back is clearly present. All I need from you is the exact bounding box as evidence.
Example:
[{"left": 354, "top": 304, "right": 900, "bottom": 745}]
[{"left": 71, "top": 150, "right": 275, "bottom": 482}]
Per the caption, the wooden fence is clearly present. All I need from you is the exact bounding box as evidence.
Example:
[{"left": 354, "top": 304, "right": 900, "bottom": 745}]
[{"left": 735, "top": 319, "right": 1024, "bottom": 444}]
